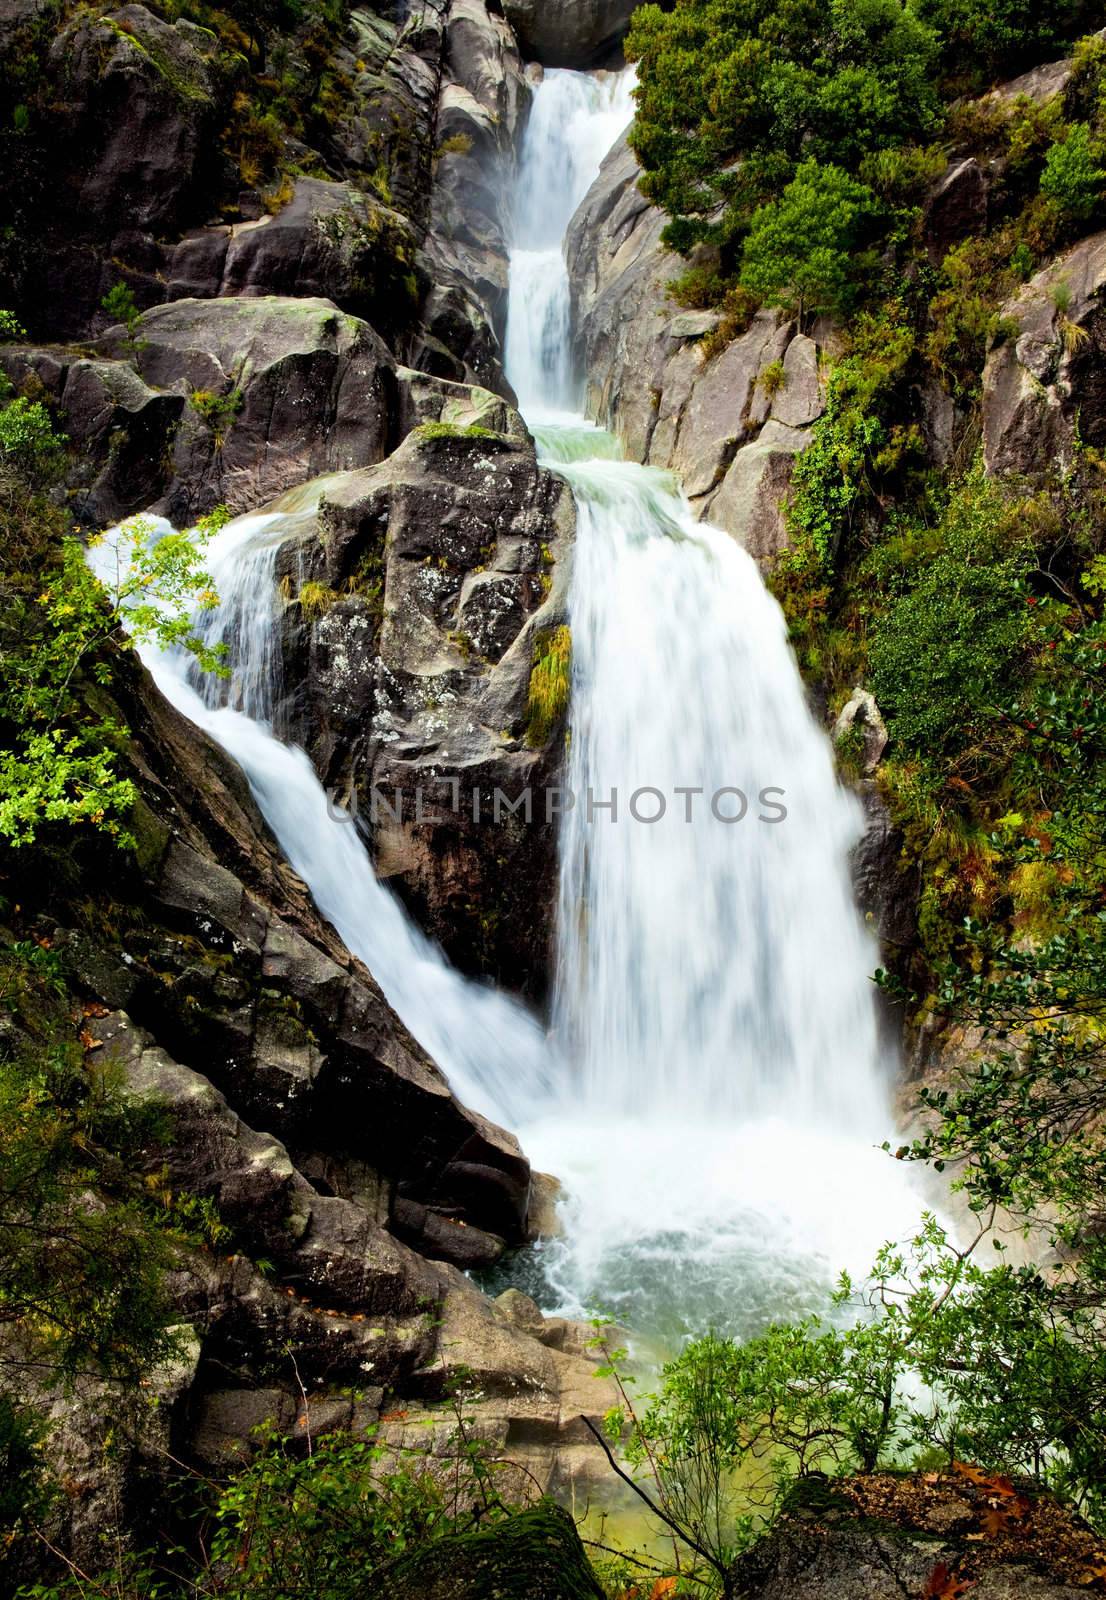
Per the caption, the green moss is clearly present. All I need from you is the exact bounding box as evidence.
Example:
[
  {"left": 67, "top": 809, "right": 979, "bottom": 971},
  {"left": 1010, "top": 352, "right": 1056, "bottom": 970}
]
[
  {"left": 414, "top": 421, "right": 500, "bottom": 443},
  {"left": 379, "top": 1504, "right": 604, "bottom": 1600},
  {"left": 526, "top": 626, "right": 572, "bottom": 748}
]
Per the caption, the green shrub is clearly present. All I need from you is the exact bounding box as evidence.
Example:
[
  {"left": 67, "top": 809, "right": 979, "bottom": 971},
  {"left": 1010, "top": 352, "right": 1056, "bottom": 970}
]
[
  {"left": 0, "top": 398, "right": 66, "bottom": 480},
  {"left": 868, "top": 471, "right": 1034, "bottom": 756},
  {"left": 0, "top": 515, "right": 225, "bottom": 848},
  {"left": 100, "top": 282, "right": 145, "bottom": 356},
  {"left": 740, "top": 161, "right": 879, "bottom": 321},
  {"left": 916, "top": 0, "right": 1093, "bottom": 80},
  {"left": 1040, "top": 122, "right": 1106, "bottom": 222},
  {"left": 190, "top": 386, "right": 244, "bottom": 442}
]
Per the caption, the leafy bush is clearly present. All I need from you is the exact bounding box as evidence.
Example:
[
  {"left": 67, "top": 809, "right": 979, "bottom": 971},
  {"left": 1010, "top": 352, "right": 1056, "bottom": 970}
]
[
  {"left": 626, "top": 0, "right": 940, "bottom": 276},
  {"left": 100, "top": 282, "right": 145, "bottom": 356},
  {"left": 0, "top": 513, "right": 225, "bottom": 848},
  {"left": 915, "top": 0, "right": 1093, "bottom": 79},
  {"left": 0, "top": 399, "right": 66, "bottom": 480},
  {"left": 1040, "top": 121, "right": 1106, "bottom": 221},
  {"left": 190, "top": 386, "right": 244, "bottom": 442},
  {"left": 868, "top": 472, "right": 1034, "bottom": 755},
  {"left": 740, "top": 161, "right": 879, "bottom": 321},
  {"left": 24, "top": 1399, "right": 522, "bottom": 1600}
]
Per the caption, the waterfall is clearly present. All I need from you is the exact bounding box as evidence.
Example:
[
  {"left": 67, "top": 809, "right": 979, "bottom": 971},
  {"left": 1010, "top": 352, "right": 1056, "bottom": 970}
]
[
  {"left": 500, "top": 71, "right": 928, "bottom": 1342},
  {"left": 505, "top": 71, "right": 636, "bottom": 415},
  {"left": 88, "top": 497, "right": 549, "bottom": 1129},
  {"left": 90, "top": 63, "right": 932, "bottom": 1353}
]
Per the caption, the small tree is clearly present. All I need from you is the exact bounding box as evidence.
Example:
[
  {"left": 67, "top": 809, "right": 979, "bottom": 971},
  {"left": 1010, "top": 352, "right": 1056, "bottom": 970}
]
[
  {"left": 0, "top": 514, "right": 226, "bottom": 848},
  {"left": 1040, "top": 122, "right": 1106, "bottom": 223},
  {"left": 100, "top": 282, "right": 145, "bottom": 358},
  {"left": 740, "top": 160, "right": 877, "bottom": 322}
]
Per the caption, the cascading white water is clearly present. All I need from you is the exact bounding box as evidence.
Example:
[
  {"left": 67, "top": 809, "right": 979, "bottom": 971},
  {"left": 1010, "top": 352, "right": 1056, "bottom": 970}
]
[
  {"left": 506, "top": 71, "right": 636, "bottom": 415},
  {"left": 500, "top": 72, "right": 931, "bottom": 1342},
  {"left": 90, "top": 64, "right": 934, "bottom": 1353},
  {"left": 88, "top": 494, "right": 549, "bottom": 1129}
]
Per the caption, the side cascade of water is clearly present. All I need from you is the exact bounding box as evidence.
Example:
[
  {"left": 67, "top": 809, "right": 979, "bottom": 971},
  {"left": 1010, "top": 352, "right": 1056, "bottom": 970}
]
[
  {"left": 502, "top": 70, "right": 929, "bottom": 1342},
  {"left": 87, "top": 493, "right": 549, "bottom": 1129}
]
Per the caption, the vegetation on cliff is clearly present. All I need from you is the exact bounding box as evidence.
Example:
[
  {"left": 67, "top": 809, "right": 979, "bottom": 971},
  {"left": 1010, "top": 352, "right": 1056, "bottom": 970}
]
[
  {"left": 596, "top": 2, "right": 1106, "bottom": 1593},
  {"left": 2, "top": 0, "right": 1106, "bottom": 1595}
]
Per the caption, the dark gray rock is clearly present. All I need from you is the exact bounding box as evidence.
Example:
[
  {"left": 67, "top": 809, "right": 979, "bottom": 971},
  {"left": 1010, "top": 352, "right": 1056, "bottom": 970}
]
[
  {"left": 504, "top": 0, "right": 641, "bottom": 66},
  {"left": 923, "top": 157, "right": 988, "bottom": 264},
  {"left": 417, "top": 0, "right": 531, "bottom": 393},
  {"left": 166, "top": 179, "right": 424, "bottom": 343},
  {"left": 378, "top": 1504, "right": 606, "bottom": 1600},
  {"left": 851, "top": 783, "right": 920, "bottom": 957},
  {"left": 273, "top": 381, "right": 575, "bottom": 997},
  {"left": 4, "top": 4, "right": 231, "bottom": 336},
  {"left": 113, "top": 296, "right": 396, "bottom": 523},
  {"left": 983, "top": 231, "right": 1106, "bottom": 478}
]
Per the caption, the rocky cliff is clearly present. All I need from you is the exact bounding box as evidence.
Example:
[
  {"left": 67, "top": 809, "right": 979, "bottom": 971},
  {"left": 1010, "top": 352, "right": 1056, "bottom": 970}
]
[{"left": 0, "top": 0, "right": 611, "bottom": 1568}]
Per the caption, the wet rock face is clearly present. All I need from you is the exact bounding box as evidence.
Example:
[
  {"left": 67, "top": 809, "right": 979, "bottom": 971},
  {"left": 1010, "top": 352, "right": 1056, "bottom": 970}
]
[
  {"left": 166, "top": 179, "right": 425, "bottom": 342},
  {"left": 566, "top": 132, "right": 823, "bottom": 558},
  {"left": 983, "top": 230, "right": 1106, "bottom": 477},
  {"left": 417, "top": 0, "right": 531, "bottom": 393},
  {"left": 504, "top": 0, "right": 641, "bottom": 66},
  {"left": 275, "top": 385, "right": 575, "bottom": 998},
  {"left": 4, "top": 3, "right": 232, "bottom": 338}
]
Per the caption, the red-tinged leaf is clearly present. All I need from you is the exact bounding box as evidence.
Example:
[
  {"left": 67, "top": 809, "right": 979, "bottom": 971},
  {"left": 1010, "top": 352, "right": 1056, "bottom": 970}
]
[
  {"left": 924, "top": 1562, "right": 974, "bottom": 1598},
  {"left": 979, "top": 1506, "right": 1013, "bottom": 1538}
]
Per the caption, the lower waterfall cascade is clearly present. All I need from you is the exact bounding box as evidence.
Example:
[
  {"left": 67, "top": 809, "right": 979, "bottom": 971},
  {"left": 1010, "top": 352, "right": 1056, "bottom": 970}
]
[
  {"left": 502, "top": 70, "right": 930, "bottom": 1340},
  {"left": 93, "top": 66, "right": 936, "bottom": 1350}
]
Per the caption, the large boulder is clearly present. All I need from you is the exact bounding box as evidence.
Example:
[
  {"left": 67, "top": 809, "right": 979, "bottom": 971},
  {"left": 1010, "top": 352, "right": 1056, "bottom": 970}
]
[
  {"left": 504, "top": 0, "right": 641, "bottom": 66},
  {"left": 273, "top": 377, "right": 576, "bottom": 997},
  {"left": 3, "top": 298, "right": 399, "bottom": 526},
  {"left": 105, "top": 296, "right": 396, "bottom": 522},
  {"left": 1, "top": 3, "right": 234, "bottom": 337},
  {"left": 378, "top": 1504, "right": 606, "bottom": 1599},
  {"left": 983, "top": 231, "right": 1106, "bottom": 479},
  {"left": 166, "top": 179, "right": 424, "bottom": 342},
  {"left": 566, "top": 131, "right": 823, "bottom": 555}
]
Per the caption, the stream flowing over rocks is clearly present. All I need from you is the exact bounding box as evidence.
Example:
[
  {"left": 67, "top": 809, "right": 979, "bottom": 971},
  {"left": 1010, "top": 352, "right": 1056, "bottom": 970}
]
[{"left": 5, "top": 2, "right": 1106, "bottom": 1592}]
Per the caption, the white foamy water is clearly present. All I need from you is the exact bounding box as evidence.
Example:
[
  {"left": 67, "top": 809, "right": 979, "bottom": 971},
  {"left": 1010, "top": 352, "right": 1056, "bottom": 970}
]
[
  {"left": 499, "top": 70, "right": 934, "bottom": 1338},
  {"left": 90, "top": 64, "right": 936, "bottom": 1350},
  {"left": 505, "top": 70, "right": 635, "bottom": 415},
  {"left": 87, "top": 499, "right": 549, "bottom": 1129}
]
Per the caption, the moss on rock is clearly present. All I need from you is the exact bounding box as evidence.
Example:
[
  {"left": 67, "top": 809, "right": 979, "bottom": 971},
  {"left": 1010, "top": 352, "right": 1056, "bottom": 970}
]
[{"left": 378, "top": 1504, "right": 605, "bottom": 1600}]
